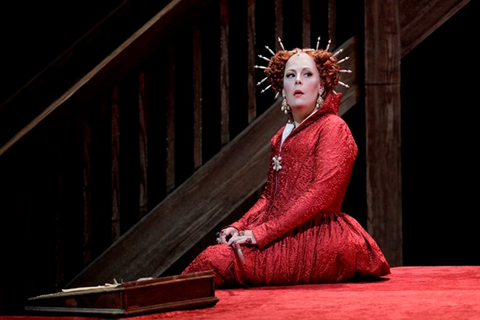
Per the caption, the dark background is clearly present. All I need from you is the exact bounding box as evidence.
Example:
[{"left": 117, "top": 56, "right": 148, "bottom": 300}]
[
  {"left": 0, "top": 1, "right": 478, "bottom": 267},
  {"left": 0, "top": 0, "right": 122, "bottom": 104},
  {"left": 400, "top": 2, "right": 479, "bottom": 265}
]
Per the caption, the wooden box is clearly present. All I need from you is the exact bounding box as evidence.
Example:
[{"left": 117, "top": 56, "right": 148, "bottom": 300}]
[{"left": 25, "top": 271, "right": 219, "bottom": 316}]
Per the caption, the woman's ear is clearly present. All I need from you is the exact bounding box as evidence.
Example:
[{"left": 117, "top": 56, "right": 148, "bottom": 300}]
[{"left": 282, "top": 89, "right": 286, "bottom": 97}]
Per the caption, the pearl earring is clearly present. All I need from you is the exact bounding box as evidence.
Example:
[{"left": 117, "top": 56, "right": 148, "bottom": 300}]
[
  {"left": 316, "top": 91, "right": 324, "bottom": 109},
  {"left": 281, "top": 94, "right": 291, "bottom": 114}
]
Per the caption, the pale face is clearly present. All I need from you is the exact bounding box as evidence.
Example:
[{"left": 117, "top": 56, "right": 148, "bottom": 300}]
[{"left": 282, "top": 52, "right": 322, "bottom": 124}]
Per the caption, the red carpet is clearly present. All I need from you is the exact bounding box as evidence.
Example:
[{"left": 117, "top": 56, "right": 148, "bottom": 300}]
[{"left": 3, "top": 266, "right": 480, "bottom": 319}]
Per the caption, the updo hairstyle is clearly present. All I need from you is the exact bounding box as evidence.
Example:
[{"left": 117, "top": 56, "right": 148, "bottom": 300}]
[{"left": 264, "top": 48, "right": 340, "bottom": 98}]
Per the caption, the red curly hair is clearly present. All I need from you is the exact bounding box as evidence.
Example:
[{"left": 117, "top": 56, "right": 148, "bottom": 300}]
[{"left": 264, "top": 48, "right": 340, "bottom": 98}]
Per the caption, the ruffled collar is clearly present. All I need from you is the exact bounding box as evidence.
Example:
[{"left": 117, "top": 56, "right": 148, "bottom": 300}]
[{"left": 280, "top": 92, "right": 342, "bottom": 144}]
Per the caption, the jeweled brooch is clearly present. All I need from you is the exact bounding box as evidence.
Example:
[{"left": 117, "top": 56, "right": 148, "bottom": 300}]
[{"left": 272, "top": 155, "right": 282, "bottom": 171}]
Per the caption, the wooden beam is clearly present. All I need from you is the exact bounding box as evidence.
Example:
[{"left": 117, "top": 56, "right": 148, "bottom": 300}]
[
  {"left": 400, "top": 0, "right": 471, "bottom": 57},
  {"left": 166, "top": 44, "right": 176, "bottom": 194},
  {"left": 138, "top": 70, "right": 149, "bottom": 217},
  {"left": 275, "top": 0, "right": 284, "bottom": 50},
  {"left": 247, "top": 0, "right": 257, "bottom": 123},
  {"left": 220, "top": 0, "right": 230, "bottom": 146},
  {"left": 111, "top": 85, "right": 121, "bottom": 242},
  {"left": 302, "top": 0, "right": 311, "bottom": 48},
  {"left": 193, "top": 24, "right": 203, "bottom": 169},
  {"left": 364, "top": 0, "right": 402, "bottom": 266},
  {"left": 82, "top": 119, "right": 93, "bottom": 264}
]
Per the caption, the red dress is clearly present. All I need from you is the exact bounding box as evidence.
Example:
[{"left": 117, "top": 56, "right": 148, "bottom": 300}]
[{"left": 182, "top": 93, "right": 390, "bottom": 287}]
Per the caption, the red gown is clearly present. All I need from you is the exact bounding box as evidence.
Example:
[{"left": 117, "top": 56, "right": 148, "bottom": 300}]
[{"left": 182, "top": 93, "right": 390, "bottom": 287}]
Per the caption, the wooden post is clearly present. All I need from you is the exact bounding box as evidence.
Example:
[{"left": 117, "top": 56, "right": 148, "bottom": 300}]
[{"left": 364, "top": 0, "right": 403, "bottom": 266}]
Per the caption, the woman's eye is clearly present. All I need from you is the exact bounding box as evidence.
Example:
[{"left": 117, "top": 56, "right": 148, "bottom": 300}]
[
  {"left": 286, "top": 73, "right": 295, "bottom": 78},
  {"left": 304, "top": 72, "right": 313, "bottom": 77}
]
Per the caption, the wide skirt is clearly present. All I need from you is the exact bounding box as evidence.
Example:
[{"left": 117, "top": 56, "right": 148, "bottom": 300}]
[{"left": 182, "top": 212, "right": 390, "bottom": 288}]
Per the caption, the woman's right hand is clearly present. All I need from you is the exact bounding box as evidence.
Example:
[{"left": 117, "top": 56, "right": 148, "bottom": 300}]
[{"left": 216, "top": 227, "right": 238, "bottom": 244}]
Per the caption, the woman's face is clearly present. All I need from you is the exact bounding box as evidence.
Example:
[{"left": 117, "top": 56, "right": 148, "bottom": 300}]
[{"left": 282, "top": 52, "right": 322, "bottom": 120}]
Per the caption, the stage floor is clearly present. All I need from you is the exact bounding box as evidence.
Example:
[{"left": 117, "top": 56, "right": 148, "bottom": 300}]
[{"left": 4, "top": 266, "right": 480, "bottom": 320}]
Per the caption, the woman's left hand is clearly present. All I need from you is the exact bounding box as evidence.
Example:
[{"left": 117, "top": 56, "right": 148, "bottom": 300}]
[{"left": 228, "top": 230, "right": 257, "bottom": 246}]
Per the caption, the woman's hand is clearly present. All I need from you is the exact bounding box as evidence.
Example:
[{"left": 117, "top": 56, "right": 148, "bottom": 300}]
[
  {"left": 228, "top": 230, "right": 257, "bottom": 246},
  {"left": 216, "top": 227, "right": 238, "bottom": 244}
]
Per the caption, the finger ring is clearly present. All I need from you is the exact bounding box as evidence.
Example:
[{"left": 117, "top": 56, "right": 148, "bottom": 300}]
[
  {"left": 216, "top": 238, "right": 220, "bottom": 243},
  {"left": 238, "top": 231, "right": 245, "bottom": 236}
]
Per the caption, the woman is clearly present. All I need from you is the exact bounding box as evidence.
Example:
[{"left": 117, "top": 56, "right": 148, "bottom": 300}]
[{"left": 182, "top": 42, "right": 390, "bottom": 287}]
